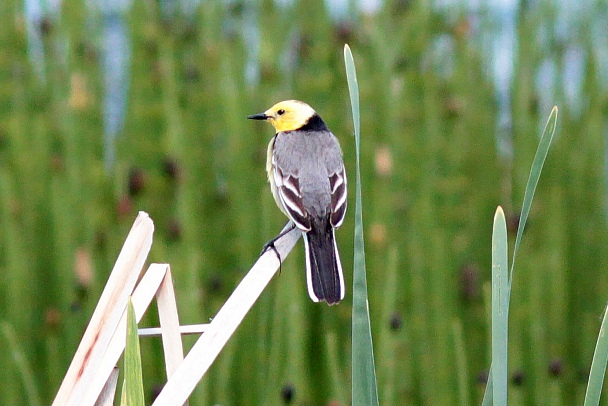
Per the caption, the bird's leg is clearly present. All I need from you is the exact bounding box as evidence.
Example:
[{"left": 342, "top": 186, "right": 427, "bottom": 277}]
[{"left": 261, "top": 222, "right": 297, "bottom": 273}]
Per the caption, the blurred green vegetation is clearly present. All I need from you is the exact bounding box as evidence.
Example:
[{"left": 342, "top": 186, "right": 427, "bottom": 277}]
[{"left": 1, "top": 0, "right": 608, "bottom": 404}]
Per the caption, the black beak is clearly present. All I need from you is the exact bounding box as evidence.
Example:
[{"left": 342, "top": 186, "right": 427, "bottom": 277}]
[{"left": 247, "top": 113, "right": 269, "bottom": 120}]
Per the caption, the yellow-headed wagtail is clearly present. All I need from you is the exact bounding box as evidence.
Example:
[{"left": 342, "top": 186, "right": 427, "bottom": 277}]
[{"left": 248, "top": 100, "right": 347, "bottom": 305}]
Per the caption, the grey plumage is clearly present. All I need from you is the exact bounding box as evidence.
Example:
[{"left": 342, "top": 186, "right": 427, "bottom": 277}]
[
  {"left": 272, "top": 128, "right": 347, "bottom": 304},
  {"left": 273, "top": 129, "right": 346, "bottom": 225}
]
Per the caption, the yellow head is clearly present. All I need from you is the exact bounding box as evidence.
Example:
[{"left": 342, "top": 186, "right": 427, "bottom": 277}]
[{"left": 248, "top": 100, "right": 317, "bottom": 132}]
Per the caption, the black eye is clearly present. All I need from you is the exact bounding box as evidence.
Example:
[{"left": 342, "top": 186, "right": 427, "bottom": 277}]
[{"left": 277, "top": 109, "right": 285, "bottom": 116}]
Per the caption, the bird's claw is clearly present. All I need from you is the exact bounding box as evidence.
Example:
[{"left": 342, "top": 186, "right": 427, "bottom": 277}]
[
  {"left": 261, "top": 240, "right": 282, "bottom": 274},
  {"left": 261, "top": 222, "right": 296, "bottom": 275}
]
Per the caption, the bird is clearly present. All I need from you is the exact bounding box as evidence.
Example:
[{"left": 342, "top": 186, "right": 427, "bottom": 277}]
[{"left": 248, "top": 100, "right": 347, "bottom": 305}]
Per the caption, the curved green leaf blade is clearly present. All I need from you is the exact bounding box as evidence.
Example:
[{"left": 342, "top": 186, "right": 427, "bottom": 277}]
[
  {"left": 344, "top": 44, "right": 379, "bottom": 406},
  {"left": 510, "top": 106, "right": 558, "bottom": 283},
  {"left": 584, "top": 302, "right": 608, "bottom": 406},
  {"left": 483, "top": 107, "right": 558, "bottom": 405},
  {"left": 121, "top": 298, "right": 144, "bottom": 406}
]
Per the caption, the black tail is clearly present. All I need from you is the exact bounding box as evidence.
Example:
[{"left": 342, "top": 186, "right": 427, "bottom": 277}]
[{"left": 303, "top": 219, "right": 344, "bottom": 305}]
